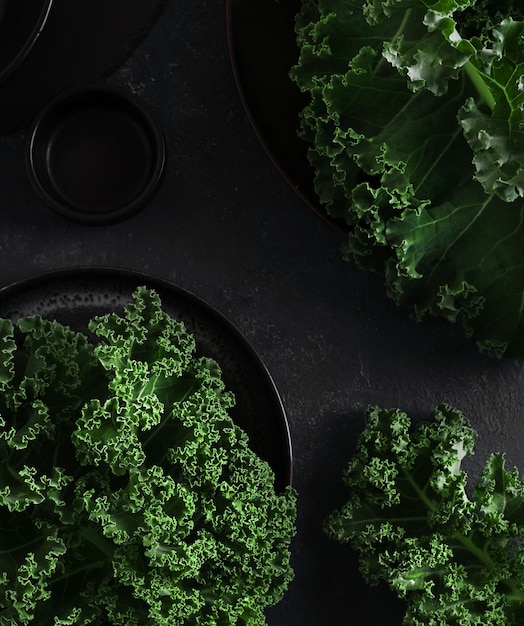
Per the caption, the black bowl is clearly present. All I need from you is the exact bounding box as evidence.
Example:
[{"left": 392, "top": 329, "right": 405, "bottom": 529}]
[{"left": 25, "top": 84, "right": 166, "bottom": 224}]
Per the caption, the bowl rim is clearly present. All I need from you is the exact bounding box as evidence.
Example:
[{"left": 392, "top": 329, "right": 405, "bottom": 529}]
[{"left": 25, "top": 83, "right": 166, "bottom": 225}]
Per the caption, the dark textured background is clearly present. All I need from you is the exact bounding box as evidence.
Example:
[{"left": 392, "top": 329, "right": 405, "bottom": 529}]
[{"left": 0, "top": 1, "right": 523, "bottom": 623}]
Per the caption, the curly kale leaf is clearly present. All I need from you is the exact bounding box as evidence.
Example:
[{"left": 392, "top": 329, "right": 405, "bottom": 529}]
[
  {"left": 291, "top": 0, "right": 524, "bottom": 356},
  {"left": 0, "top": 315, "right": 105, "bottom": 512},
  {"left": 326, "top": 405, "right": 524, "bottom": 625},
  {"left": 0, "top": 287, "right": 296, "bottom": 625}
]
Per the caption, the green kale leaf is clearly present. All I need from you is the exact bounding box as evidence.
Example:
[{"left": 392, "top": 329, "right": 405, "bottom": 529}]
[
  {"left": 291, "top": 0, "right": 524, "bottom": 356},
  {"left": 326, "top": 404, "right": 524, "bottom": 624},
  {"left": 0, "top": 287, "right": 296, "bottom": 625}
]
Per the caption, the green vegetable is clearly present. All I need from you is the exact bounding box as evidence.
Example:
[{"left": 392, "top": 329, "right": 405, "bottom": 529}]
[
  {"left": 325, "top": 404, "right": 524, "bottom": 624},
  {"left": 291, "top": 0, "right": 524, "bottom": 356},
  {"left": 0, "top": 287, "right": 296, "bottom": 625}
]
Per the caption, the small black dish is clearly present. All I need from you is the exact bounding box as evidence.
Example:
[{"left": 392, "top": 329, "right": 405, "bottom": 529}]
[
  {"left": 0, "top": 0, "right": 53, "bottom": 84},
  {"left": 25, "top": 84, "right": 166, "bottom": 224}
]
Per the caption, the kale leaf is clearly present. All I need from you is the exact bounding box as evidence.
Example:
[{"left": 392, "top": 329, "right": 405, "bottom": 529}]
[
  {"left": 0, "top": 287, "right": 296, "bottom": 625},
  {"left": 291, "top": 0, "right": 524, "bottom": 356},
  {"left": 326, "top": 404, "right": 524, "bottom": 624}
]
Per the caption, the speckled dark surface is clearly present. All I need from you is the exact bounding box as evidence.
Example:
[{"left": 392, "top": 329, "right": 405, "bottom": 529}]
[{"left": 1, "top": 1, "right": 524, "bottom": 624}]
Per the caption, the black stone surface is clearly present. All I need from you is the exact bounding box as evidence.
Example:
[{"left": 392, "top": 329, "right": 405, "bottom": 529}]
[{"left": 1, "top": 1, "right": 524, "bottom": 624}]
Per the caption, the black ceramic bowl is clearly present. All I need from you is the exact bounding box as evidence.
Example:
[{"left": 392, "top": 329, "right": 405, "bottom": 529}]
[{"left": 25, "top": 84, "right": 166, "bottom": 224}]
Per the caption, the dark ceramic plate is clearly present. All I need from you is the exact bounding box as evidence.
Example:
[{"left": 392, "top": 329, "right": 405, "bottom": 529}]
[
  {"left": 226, "top": 0, "right": 345, "bottom": 232},
  {"left": 0, "top": 0, "right": 53, "bottom": 84},
  {"left": 0, "top": 267, "right": 292, "bottom": 490}
]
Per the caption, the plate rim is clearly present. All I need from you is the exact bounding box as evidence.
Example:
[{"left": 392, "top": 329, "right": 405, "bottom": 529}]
[
  {"left": 0, "top": 0, "right": 54, "bottom": 84},
  {"left": 224, "top": 0, "right": 311, "bottom": 211},
  {"left": 225, "top": 0, "right": 346, "bottom": 234}
]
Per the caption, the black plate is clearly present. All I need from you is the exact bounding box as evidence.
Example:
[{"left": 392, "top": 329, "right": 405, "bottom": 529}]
[
  {"left": 0, "top": 268, "right": 292, "bottom": 491},
  {"left": 226, "top": 0, "right": 345, "bottom": 233},
  {"left": 0, "top": 0, "right": 53, "bottom": 84}
]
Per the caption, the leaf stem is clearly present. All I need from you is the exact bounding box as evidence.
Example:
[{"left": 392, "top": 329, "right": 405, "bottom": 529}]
[
  {"left": 403, "top": 466, "right": 524, "bottom": 598},
  {"left": 401, "top": 467, "right": 497, "bottom": 568},
  {"left": 451, "top": 530, "right": 497, "bottom": 570},
  {"left": 463, "top": 60, "right": 496, "bottom": 111}
]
